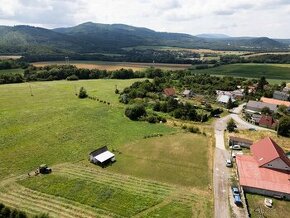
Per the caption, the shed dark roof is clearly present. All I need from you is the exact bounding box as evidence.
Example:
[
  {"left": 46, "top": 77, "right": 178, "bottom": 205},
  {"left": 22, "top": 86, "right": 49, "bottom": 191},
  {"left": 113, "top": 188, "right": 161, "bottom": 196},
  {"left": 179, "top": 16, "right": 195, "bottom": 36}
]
[
  {"left": 229, "top": 136, "right": 253, "bottom": 144},
  {"left": 89, "top": 146, "right": 108, "bottom": 157}
]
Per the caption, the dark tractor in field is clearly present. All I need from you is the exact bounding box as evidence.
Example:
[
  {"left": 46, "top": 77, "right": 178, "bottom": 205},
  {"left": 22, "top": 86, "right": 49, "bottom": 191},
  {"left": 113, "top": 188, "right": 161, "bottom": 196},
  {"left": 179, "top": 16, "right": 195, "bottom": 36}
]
[{"left": 38, "top": 164, "right": 52, "bottom": 174}]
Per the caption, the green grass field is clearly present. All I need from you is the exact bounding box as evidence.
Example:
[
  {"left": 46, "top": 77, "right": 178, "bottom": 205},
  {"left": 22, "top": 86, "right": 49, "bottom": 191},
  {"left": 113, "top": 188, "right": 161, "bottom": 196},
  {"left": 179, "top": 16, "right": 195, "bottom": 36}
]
[
  {"left": 0, "top": 79, "right": 213, "bottom": 217},
  {"left": 192, "top": 63, "right": 290, "bottom": 84},
  {"left": 0, "top": 68, "right": 24, "bottom": 74}
]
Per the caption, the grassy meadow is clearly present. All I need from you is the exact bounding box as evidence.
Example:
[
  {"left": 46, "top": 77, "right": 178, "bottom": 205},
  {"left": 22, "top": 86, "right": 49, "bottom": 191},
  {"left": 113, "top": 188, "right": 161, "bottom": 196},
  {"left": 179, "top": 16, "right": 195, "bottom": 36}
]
[
  {"left": 192, "top": 63, "right": 290, "bottom": 84},
  {"left": 0, "top": 79, "right": 213, "bottom": 217}
]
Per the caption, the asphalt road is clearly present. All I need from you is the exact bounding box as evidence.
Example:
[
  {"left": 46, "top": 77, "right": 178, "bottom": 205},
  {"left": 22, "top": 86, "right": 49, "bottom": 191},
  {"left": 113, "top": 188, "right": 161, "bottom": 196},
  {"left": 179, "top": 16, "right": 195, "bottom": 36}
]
[{"left": 213, "top": 104, "right": 268, "bottom": 218}]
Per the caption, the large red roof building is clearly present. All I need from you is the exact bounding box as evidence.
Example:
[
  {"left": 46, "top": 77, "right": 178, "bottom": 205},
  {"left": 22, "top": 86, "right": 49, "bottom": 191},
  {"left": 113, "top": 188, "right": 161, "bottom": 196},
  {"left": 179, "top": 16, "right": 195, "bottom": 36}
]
[{"left": 236, "top": 137, "right": 290, "bottom": 200}]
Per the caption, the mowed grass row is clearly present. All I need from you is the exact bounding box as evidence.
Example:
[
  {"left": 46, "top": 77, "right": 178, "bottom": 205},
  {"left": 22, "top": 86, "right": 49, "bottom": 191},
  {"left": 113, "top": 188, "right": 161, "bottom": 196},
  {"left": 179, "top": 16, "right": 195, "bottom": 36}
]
[
  {"left": 0, "top": 183, "right": 116, "bottom": 218},
  {"left": 192, "top": 63, "right": 290, "bottom": 83},
  {"left": 19, "top": 174, "right": 162, "bottom": 217},
  {"left": 55, "top": 164, "right": 174, "bottom": 197},
  {"left": 0, "top": 79, "right": 174, "bottom": 178},
  {"left": 17, "top": 162, "right": 212, "bottom": 217}
]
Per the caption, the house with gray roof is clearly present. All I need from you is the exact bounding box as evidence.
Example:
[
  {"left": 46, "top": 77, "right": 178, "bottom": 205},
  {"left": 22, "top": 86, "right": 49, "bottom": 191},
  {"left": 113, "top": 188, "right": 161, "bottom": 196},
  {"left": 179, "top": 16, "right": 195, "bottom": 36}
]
[
  {"left": 273, "top": 91, "right": 290, "bottom": 101},
  {"left": 245, "top": 100, "right": 278, "bottom": 114}
]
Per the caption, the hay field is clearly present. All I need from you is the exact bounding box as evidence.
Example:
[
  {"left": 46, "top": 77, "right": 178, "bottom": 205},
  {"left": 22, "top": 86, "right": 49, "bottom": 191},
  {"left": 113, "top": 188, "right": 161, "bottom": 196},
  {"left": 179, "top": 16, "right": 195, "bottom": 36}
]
[{"left": 33, "top": 61, "right": 191, "bottom": 71}]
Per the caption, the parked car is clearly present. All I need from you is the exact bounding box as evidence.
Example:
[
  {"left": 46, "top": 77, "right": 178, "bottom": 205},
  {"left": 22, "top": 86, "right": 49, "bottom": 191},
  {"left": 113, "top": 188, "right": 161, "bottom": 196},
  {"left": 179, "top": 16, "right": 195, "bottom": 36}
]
[
  {"left": 249, "top": 128, "right": 256, "bottom": 131},
  {"left": 213, "top": 114, "right": 220, "bottom": 118},
  {"left": 232, "top": 187, "right": 242, "bottom": 206},
  {"left": 230, "top": 145, "right": 242, "bottom": 150},
  {"left": 226, "top": 159, "right": 233, "bottom": 167}
]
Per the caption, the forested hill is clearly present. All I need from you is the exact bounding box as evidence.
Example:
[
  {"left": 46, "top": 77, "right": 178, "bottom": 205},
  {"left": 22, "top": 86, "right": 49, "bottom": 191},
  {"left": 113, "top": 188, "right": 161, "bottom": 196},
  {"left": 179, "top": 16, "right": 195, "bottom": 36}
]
[{"left": 0, "top": 22, "right": 289, "bottom": 57}]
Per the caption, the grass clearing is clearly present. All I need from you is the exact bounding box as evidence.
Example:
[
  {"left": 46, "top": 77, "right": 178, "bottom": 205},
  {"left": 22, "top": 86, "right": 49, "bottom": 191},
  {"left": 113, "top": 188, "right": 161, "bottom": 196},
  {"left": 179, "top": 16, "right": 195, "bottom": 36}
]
[
  {"left": 246, "top": 193, "right": 290, "bottom": 218},
  {"left": 0, "top": 79, "right": 213, "bottom": 217},
  {"left": 108, "top": 133, "right": 212, "bottom": 188},
  {"left": 192, "top": 63, "right": 290, "bottom": 83},
  {"left": 33, "top": 61, "right": 191, "bottom": 71},
  {"left": 0, "top": 79, "right": 174, "bottom": 178}
]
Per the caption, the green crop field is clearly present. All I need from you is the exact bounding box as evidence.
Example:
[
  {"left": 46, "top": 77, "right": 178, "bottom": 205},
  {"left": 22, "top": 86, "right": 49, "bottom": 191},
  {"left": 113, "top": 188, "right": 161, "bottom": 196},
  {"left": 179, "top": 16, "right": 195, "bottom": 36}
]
[
  {"left": 0, "top": 79, "right": 213, "bottom": 217},
  {"left": 192, "top": 63, "right": 290, "bottom": 84},
  {"left": 0, "top": 68, "right": 24, "bottom": 75}
]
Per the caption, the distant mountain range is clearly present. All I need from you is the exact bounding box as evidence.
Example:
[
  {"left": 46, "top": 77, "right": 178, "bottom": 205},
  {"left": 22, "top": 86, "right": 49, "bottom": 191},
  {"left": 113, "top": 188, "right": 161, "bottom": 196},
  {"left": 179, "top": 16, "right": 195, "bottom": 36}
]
[
  {"left": 195, "top": 34, "right": 231, "bottom": 39},
  {"left": 0, "top": 22, "right": 289, "bottom": 57}
]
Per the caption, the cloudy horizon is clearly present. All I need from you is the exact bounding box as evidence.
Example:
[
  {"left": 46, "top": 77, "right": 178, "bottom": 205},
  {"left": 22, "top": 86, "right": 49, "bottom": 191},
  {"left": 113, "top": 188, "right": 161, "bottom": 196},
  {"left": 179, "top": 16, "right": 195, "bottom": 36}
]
[{"left": 0, "top": 0, "right": 290, "bottom": 38}]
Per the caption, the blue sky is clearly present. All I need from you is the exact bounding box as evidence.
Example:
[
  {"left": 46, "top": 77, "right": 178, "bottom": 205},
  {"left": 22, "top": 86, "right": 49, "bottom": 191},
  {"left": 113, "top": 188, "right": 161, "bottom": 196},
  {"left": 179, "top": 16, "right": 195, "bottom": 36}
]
[{"left": 0, "top": 0, "right": 290, "bottom": 38}]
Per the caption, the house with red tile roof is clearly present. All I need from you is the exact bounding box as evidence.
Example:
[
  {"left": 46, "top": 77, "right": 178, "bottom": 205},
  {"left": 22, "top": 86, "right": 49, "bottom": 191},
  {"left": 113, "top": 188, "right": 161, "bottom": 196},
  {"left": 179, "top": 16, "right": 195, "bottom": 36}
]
[
  {"left": 163, "top": 88, "right": 176, "bottom": 97},
  {"left": 261, "top": 97, "right": 290, "bottom": 107},
  {"left": 258, "top": 115, "right": 277, "bottom": 129},
  {"left": 236, "top": 137, "right": 290, "bottom": 200}
]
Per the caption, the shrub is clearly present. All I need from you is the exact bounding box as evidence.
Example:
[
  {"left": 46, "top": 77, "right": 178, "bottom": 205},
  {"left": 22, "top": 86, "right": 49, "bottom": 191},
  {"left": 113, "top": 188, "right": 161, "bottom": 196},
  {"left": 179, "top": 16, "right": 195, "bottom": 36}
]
[
  {"left": 66, "top": 75, "right": 79, "bottom": 81},
  {"left": 78, "top": 87, "right": 88, "bottom": 99},
  {"left": 125, "top": 104, "right": 147, "bottom": 121},
  {"left": 188, "top": 127, "right": 200, "bottom": 133},
  {"left": 227, "top": 118, "right": 236, "bottom": 132},
  {"left": 147, "top": 116, "right": 158, "bottom": 123}
]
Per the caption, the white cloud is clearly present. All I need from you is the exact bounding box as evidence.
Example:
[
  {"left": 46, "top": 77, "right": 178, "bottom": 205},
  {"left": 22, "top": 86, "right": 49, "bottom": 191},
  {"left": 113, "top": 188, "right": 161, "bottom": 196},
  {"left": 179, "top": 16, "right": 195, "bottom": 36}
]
[{"left": 0, "top": 0, "right": 289, "bottom": 38}]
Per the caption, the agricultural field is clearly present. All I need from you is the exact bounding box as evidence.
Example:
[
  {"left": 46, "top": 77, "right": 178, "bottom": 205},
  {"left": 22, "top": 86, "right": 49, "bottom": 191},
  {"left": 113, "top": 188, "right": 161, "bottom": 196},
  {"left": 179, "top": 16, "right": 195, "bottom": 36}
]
[
  {"left": 33, "top": 61, "right": 191, "bottom": 71},
  {"left": 246, "top": 194, "right": 290, "bottom": 218},
  {"left": 0, "top": 79, "right": 213, "bottom": 217},
  {"left": 0, "top": 68, "right": 24, "bottom": 75},
  {"left": 123, "top": 46, "right": 250, "bottom": 55},
  {"left": 0, "top": 55, "right": 22, "bottom": 60},
  {"left": 192, "top": 63, "right": 290, "bottom": 84}
]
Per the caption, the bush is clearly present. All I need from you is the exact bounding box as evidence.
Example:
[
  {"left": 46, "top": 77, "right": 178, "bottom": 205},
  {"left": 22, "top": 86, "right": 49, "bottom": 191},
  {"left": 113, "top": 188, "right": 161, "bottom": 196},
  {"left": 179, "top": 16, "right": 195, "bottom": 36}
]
[
  {"left": 147, "top": 116, "right": 158, "bottom": 123},
  {"left": 187, "top": 127, "right": 200, "bottom": 133},
  {"left": 125, "top": 104, "right": 147, "bottom": 121},
  {"left": 78, "top": 87, "right": 88, "bottom": 99},
  {"left": 227, "top": 118, "right": 236, "bottom": 132},
  {"left": 66, "top": 75, "right": 79, "bottom": 81}
]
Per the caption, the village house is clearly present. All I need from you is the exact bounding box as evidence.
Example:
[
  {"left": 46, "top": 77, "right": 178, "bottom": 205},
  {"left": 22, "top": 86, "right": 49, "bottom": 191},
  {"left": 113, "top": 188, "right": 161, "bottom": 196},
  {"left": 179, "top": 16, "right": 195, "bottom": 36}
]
[
  {"left": 236, "top": 137, "right": 290, "bottom": 200},
  {"left": 273, "top": 91, "right": 290, "bottom": 101},
  {"left": 260, "top": 97, "right": 290, "bottom": 108},
  {"left": 163, "top": 87, "right": 176, "bottom": 97},
  {"left": 283, "top": 86, "right": 290, "bottom": 93},
  {"left": 245, "top": 100, "right": 278, "bottom": 114},
  {"left": 217, "top": 94, "right": 235, "bottom": 104},
  {"left": 182, "top": 89, "right": 194, "bottom": 98},
  {"left": 258, "top": 115, "right": 277, "bottom": 129}
]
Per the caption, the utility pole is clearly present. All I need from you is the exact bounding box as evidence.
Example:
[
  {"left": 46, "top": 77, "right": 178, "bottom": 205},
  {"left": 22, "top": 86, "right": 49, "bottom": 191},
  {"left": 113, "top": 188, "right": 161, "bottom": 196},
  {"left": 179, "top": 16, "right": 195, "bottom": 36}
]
[{"left": 29, "top": 84, "right": 33, "bottom": 96}]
